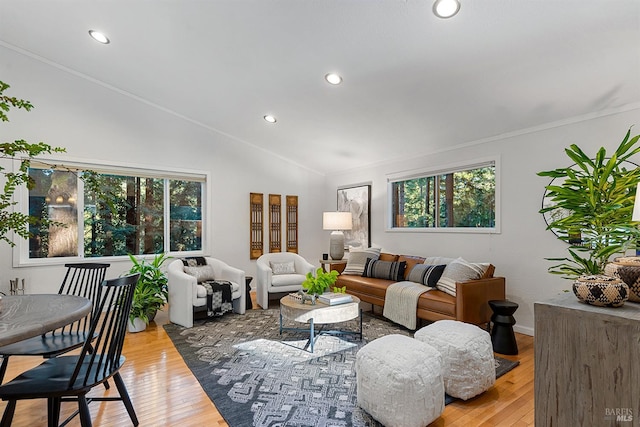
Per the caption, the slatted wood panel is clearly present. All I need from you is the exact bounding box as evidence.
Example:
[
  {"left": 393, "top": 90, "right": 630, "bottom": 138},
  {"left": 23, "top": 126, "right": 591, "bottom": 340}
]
[
  {"left": 269, "top": 194, "right": 281, "bottom": 253},
  {"left": 286, "top": 195, "right": 298, "bottom": 253},
  {"left": 249, "top": 193, "right": 263, "bottom": 260},
  {"left": 0, "top": 299, "right": 535, "bottom": 426}
]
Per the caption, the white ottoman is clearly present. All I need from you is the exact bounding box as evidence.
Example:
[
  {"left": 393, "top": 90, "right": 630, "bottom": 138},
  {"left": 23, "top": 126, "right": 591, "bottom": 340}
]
[
  {"left": 414, "top": 320, "right": 495, "bottom": 400},
  {"left": 356, "top": 334, "right": 444, "bottom": 427}
]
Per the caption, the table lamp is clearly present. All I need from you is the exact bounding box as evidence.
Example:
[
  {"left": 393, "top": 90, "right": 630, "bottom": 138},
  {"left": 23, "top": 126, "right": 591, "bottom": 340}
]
[{"left": 323, "top": 212, "right": 352, "bottom": 260}]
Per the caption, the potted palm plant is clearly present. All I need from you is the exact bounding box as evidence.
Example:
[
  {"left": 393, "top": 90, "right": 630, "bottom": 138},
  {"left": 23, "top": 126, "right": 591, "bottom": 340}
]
[
  {"left": 538, "top": 128, "right": 640, "bottom": 277},
  {"left": 538, "top": 128, "right": 640, "bottom": 306},
  {"left": 127, "top": 253, "right": 170, "bottom": 332}
]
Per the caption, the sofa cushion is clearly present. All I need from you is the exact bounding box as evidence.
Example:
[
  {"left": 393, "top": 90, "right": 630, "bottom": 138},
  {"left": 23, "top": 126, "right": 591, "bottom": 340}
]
[
  {"left": 362, "top": 259, "right": 407, "bottom": 281},
  {"left": 336, "top": 275, "right": 394, "bottom": 301},
  {"left": 423, "top": 256, "right": 455, "bottom": 266},
  {"left": 418, "top": 289, "right": 457, "bottom": 316},
  {"left": 271, "top": 273, "right": 307, "bottom": 287},
  {"left": 343, "top": 247, "right": 381, "bottom": 275},
  {"left": 183, "top": 264, "right": 216, "bottom": 282},
  {"left": 270, "top": 260, "right": 296, "bottom": 275},
  {"left": 436, "top": 258, "right": 490, "bottom": 296},
  {"left": 408, "top": 264, "right": 446, "bottom": 287}
]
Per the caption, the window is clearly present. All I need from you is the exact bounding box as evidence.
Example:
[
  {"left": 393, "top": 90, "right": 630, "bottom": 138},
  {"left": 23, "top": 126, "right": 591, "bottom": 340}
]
[
  {"left": 389, "top": 159, "right": 497, "bottom": 231},
  {"left": 24, "top": 162, "right": 205, "bottom": 262}
]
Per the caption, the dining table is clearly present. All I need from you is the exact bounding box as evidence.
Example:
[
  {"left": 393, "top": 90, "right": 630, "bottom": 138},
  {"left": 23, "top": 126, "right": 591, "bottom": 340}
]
[{"left": 0, "top": 294, "right": 92, "bottom": 347}]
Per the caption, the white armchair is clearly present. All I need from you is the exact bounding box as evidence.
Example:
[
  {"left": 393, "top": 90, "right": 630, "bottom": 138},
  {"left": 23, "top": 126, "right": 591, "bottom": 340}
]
[
  {"left": 167, "top": 257, "right": 246, "bottom": 328},
  {"left": 256, "top": 253, "right": 315, "bottom": 309}
]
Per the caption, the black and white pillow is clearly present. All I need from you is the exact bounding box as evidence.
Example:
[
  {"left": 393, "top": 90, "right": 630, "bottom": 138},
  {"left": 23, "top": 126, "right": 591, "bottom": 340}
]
[
  {"left": 362, "top": 259, "right": 407, "bottom": 281},
  {"left": 407, "top": 264, "right": 446, "bottom": 287},
  {"left": 342, "top": 247, "right": 381, "bottom": 276}
]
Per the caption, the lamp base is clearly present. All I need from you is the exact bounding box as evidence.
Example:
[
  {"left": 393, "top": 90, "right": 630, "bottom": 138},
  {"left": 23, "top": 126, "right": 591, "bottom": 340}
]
[{"left": 329, "top": 231, "right": 345, "bottom": 260}]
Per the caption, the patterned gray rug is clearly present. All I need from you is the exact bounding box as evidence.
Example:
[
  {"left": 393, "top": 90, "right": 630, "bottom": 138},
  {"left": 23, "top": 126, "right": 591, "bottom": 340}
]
[{"left": 164, "top": 309, "right": 518, "bottom": 427}]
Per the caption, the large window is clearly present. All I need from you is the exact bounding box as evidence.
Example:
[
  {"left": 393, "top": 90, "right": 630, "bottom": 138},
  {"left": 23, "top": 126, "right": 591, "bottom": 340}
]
[
  {"left": 389, "top": 160, "right": 497, "bottom": 231},
  {"left": 25, "top": 163, "right": 205, "bottom": 261}
]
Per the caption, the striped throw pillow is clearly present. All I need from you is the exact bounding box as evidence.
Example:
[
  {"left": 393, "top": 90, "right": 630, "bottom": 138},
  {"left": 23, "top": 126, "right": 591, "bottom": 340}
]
[
  {"left": 407, "top": 264, "right": 446, "bottom": 287},
  {"left": 362, "top": 259, "right": 407, "bottom": 281},
  {"left": 342, "top": 247, "right": 381, "bottom": 275},
  {"left": 436, "top": 257, "right": 489, "bottom": 296}
]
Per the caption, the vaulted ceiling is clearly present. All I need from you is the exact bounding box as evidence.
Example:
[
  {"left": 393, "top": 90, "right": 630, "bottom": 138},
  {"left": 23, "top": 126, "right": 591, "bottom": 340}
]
[{"left": 1, "top": 1, "right": 639, "bottom": 175}]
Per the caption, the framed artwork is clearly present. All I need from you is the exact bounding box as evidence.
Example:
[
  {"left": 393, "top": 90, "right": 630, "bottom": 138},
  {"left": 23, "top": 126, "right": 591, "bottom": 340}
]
[{"left": 337, "top": 184, "right": 371, "bottom": 250}]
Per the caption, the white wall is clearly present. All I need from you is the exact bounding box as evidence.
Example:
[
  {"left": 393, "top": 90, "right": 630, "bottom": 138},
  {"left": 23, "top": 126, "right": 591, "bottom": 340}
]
[
  {"left": 0, "top": 47, "right": 326, "bottom": 294},
  {"left": 326, "top": 108, "right": 640, "bottom": 335}
]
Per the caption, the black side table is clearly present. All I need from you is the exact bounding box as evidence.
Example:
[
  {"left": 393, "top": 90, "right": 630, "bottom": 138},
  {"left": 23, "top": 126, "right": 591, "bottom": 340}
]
[
  {"left": 488, "top": 299, "right": 519, "bottom": 355},
  {"left": 245, "top": 276, "right": 253, "bottom": 310}
]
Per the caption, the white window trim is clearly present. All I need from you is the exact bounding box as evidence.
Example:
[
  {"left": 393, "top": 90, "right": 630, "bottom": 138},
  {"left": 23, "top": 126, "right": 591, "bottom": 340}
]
[
  {"left": 12, "top": 156, "right": 210, "bottom": 267},
  {"left": 385, "top": 155, "right": 501, "bottom": 234}
]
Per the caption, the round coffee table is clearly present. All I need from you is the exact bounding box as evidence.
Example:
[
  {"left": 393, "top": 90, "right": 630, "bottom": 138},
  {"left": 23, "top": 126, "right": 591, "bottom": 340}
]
[{"left": 279, "top": 295, "right": 362, "bottom": 352}]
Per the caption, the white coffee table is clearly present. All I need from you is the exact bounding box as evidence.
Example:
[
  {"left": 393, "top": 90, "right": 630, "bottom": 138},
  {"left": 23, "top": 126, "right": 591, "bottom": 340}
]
[{"left": 279, "top": 295, "right": 362, "bottom": 352}]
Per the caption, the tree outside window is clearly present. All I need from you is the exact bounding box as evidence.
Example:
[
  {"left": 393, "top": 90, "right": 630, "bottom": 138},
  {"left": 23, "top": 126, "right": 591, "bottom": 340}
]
[{"left": 391, "top": 163, "right": 496, "bottom": 229}]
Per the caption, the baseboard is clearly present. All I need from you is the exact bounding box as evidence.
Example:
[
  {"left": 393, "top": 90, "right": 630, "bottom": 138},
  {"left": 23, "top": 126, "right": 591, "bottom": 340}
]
[{"left": 514, "top": 324, "right": 534, "bottom": 336}]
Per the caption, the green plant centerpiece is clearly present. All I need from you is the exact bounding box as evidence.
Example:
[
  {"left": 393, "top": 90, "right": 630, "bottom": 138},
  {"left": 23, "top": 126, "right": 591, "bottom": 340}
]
[
  {"left": 299, "top": 268, "right": 339, "bottom": 304},
  {"left": 538, "top": 128, "right": 640, "bottom": 279},
  {"left": 127, "top": 253, "right": 170, "bottom": 325}
]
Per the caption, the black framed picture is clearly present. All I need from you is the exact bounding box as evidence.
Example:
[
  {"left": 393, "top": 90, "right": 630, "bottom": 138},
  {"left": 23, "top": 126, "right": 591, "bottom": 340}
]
[{"left": 337, "top": 184, "right": 371, "bottom": 249}]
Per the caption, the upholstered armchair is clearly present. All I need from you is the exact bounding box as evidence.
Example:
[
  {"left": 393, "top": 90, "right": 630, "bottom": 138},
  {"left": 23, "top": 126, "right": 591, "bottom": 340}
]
[
  {"left": 256, "top": 253, "right": 315, "bottom": 309},
  {"left": 167, "top": 257, "right": 246, "bottom": 328}
]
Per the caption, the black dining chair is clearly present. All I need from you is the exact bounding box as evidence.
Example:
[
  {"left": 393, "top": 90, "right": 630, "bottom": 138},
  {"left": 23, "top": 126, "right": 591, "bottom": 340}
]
[
  {"left": 0, "top": 273, "right": 141, "bottom": 427},
  {"left": 0, "top": 263, "right": 110, "bottom": 384}
]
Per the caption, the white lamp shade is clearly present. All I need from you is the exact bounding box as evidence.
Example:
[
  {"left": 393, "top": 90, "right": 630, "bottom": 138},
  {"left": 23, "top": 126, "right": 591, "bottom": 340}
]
[
  {"left": 633, "top": 183, "right": 640, "bottom": 221},
  {"left": 323, "top": 212, "right": 353, "bottom": 230}
]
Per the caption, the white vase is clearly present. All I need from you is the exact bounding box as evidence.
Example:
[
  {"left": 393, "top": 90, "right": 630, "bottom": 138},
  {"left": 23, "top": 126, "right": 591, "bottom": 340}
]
[{"left": 128, "top": 317, "right": 147, "bottom": 333}]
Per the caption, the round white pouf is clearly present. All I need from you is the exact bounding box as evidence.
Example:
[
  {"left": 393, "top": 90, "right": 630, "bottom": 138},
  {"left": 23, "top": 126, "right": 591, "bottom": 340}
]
[
  {"left": 356, "top": 334, "right": 444, "bottom": 427},
  {"left": 414, "top": 320, "right": 495, "bottom": 400}
]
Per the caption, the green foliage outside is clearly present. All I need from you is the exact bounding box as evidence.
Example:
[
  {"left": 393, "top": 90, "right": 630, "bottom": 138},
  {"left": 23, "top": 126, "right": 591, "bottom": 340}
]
[
  {"left": 393, "top": 165, "right": 495, "bottom": 228},
  {"left": 538, "top": 128, "right": 640, "bottom": 278},
  {"left": 302, "top": 268, "right": 339, "bottom": 295}
]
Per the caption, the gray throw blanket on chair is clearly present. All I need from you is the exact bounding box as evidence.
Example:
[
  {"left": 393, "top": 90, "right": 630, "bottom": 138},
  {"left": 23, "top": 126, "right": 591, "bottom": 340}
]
[{"left": 201, "top": 280, "right": 233, "bottom": 317}]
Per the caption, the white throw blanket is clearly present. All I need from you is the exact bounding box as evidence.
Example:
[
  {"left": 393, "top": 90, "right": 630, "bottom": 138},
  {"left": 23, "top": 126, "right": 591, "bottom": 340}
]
[{"left": 383, "top": 281, "right": 432, "bottom": 330}]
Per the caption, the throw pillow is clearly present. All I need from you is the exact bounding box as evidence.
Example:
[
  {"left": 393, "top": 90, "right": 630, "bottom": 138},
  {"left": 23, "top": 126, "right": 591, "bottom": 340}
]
[
  {"left": 181, "top": 256, "right": 207, "bottom": 266},
  {"left": 436, "top": 257, "right": 489, "bottom": 296},
  {"left": 362, "top": 259, "right": 407, "bottom": 281},
  {"left": 407, "top": 264, "right": 446, "bottom": 287},
  {"left": 270, "top": 261, "right": 296, "bottom": 275},
  {"left": 183, "top": 264, "right": 216, "bottom": 282},
  {"left": 342, "top": 247, "right": 381, "bottom": 275}
]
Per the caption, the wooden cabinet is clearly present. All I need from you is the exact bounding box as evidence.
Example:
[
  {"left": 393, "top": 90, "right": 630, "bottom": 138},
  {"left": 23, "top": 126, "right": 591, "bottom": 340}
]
[{"left": 535, "top": 293, "right": 640, "bottom": 426}]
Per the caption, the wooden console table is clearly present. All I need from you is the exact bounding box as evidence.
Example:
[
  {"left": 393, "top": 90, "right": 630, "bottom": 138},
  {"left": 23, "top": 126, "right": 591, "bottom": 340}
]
[{"left": 535, "top": 293, "right": 640, "bottom": 426}]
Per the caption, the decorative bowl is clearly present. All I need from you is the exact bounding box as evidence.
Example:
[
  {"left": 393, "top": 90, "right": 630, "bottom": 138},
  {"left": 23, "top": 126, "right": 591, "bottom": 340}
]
[
  {"left": 572, "top": 275, "right": 628, "bottom": 307},
  {"left": 605, "top": 257, "right": 640, "bottom": 302}
]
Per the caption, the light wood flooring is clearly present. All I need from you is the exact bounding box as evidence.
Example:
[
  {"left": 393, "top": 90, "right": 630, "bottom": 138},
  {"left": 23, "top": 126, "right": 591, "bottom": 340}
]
[{"left": 0, "top": 293, "right": 534, "bottom": 426}]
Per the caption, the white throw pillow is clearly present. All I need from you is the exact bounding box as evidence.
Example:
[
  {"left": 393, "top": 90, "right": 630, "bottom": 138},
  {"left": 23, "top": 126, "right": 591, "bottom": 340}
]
[
  {"left": 342, "top": 247, "right": 382, "bottom": 276},
  {"left": 183, "top": 264, "right": 216, "bottom": 282},
  {"left": 270, "top": 261, "right": 296, "bottom": 275},
  {"left": 436, "top": 257, "right": 489, "bottom": 296}
]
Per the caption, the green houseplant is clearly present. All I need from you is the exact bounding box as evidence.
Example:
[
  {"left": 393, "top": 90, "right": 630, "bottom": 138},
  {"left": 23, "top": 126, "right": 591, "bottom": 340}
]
[
  {"left": 127, "top": 253, "right": 170, "bottom": 328},
  {"left": 302, "top": 268, "right": 339, "bottom": 296},
  {"left": 538, "top": 128, "right": 640, "bottom": 278}
]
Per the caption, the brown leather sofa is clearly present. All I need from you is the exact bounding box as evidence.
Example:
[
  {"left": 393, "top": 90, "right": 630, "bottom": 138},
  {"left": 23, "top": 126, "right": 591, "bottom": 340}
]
[{"left": 334, "top": 253, "right": 506, "bottom": 326}]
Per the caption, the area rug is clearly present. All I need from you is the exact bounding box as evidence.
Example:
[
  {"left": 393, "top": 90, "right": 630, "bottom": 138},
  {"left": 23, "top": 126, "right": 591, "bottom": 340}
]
[{"left": 164, "top": 309, "right": 519, "bottom": 427}]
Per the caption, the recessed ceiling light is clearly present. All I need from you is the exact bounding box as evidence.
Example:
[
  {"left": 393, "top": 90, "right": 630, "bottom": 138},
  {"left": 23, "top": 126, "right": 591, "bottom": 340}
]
[
  {"left": 325, "top": 73, "right": 343, "bottom": 85},
  {"left": 263, "top": 115, "right": 277, "bottom": 124},
  {"left": 88, "top": 30, "right": 110, "bottom": 44},
  {"left": 433, "top": 0, "right": 461, "bottom": 18}
]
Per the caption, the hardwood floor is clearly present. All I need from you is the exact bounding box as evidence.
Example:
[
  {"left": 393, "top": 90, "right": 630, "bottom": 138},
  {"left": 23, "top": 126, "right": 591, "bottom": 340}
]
[{"left": 0, "top": 294, "right": 534, "bottom": 426}]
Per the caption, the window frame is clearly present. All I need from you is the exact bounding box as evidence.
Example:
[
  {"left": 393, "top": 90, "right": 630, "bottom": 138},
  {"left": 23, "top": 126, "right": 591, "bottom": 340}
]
[
  {"left": 385, "top": 156, "right": 501, "bottom": 234},
  {"left": 12, "top": 157, "right": 210, "bottom": 267}
]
